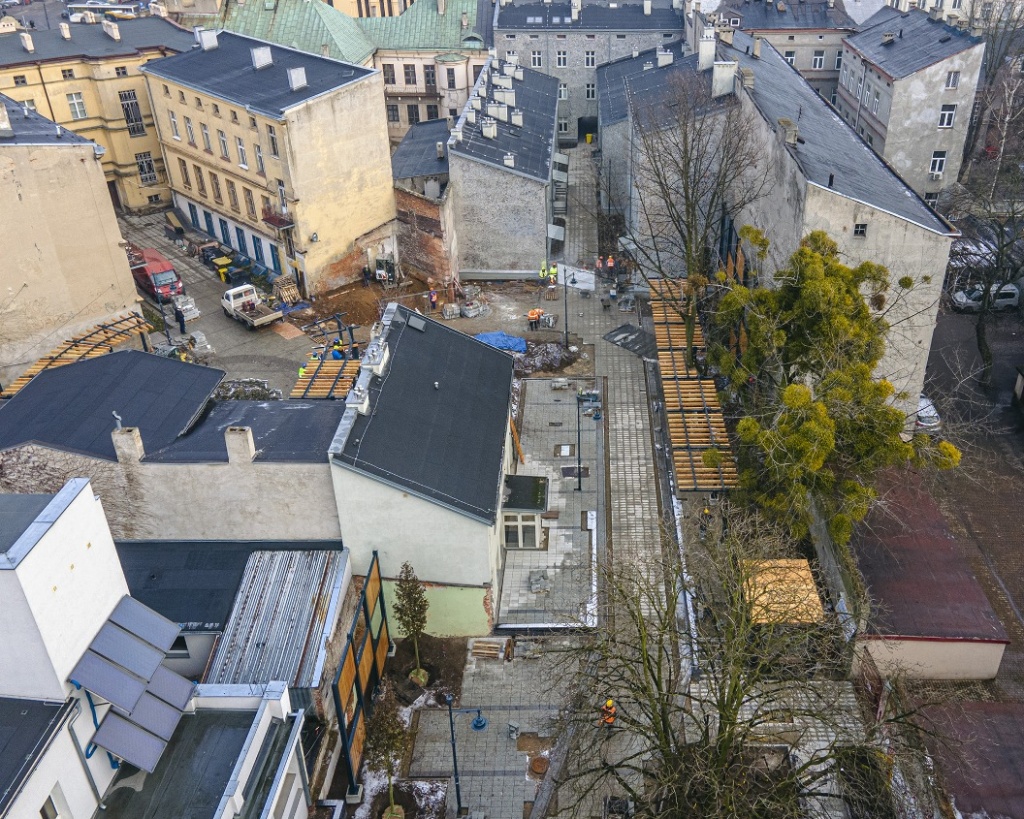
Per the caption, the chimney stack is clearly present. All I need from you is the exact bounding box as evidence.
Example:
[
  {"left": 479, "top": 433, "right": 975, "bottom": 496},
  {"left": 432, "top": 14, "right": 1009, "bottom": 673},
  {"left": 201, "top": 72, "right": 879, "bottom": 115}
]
[
  {"left": 511, "top": 108, "right": 523, "bottom": 126},
  {"left": 740, "top": 66, "right": 754, "bottom": 88},
  {"left": 288, "top": 66, "right": 307, "bottom": 90},
  {"left": 0, "top": 103, "right": 14, "bottom": 139},
  {"left": 198, "top": 29, "right": 219, "bottom": 50},
  {"left": 643, "top": 0, "right": 652, "bottom": 13},
  {"left": 503, "top": 152, "right": 515, "bottom": 167},
  {"left": 102, "top": 20, "right": 120, "bottom": 41},
  {"left": 778, "top": 117, "right": 798, "bottom": 145},
  {"left": 698, "top": 25, "right": 716, "bottom": 70},
  {"left": 753, "top": 33, "right": 762, "bottom": 57},
  {"left": 19, "top": 32, "right": 33, "bottom": 53},
  {"left": 251, "top": 45, "right": 273, "bottom": 69},
  {"left": 482, "top": 118, "right": 497, "bottom": 138},
  {"left": 59, "top": 22, "right": 71, "bottom": 39},
  {"left": 712, "top": 60, "right": 736, "bottom": 97},
  {"left": 657, "top": 47, "right": 673, "bottom": 67},
  {"left": 436, "top": 140, "right": 445, "bottom": 159},
  {"left": 438, "top": 0, "right": 445, "bottom": 13},
  {"left": 461, "top": 9, "right": 468, "bottom": 26},
  {"left": 224, "top": 426, "right": 256, "bottom": 463}
]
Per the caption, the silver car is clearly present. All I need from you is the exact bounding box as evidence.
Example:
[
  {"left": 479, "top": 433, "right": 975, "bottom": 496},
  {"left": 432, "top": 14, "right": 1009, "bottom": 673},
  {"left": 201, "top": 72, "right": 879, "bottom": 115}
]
[{"left": 915, "top": 394, "right": 941, "bottom": 434}]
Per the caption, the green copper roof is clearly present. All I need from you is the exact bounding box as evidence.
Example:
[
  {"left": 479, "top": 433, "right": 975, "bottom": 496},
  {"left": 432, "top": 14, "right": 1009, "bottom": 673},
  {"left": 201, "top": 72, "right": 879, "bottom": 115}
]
[
  {"left": 181, "top": 0, "right": 377, "bottom": 65},
  {"left": 358, "top": 0, "right": 487, "bottom": 52}
]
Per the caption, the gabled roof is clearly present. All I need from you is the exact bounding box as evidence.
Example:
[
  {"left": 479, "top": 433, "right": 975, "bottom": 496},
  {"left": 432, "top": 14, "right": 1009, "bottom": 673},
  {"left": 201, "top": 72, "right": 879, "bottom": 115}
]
[
  {"left": 393, "top": 117, "right": 452, "bottom": 179},
  {"left": 180, "top": 0, "right": 376, "bottom": 64},
  {"left": 0, "top": 92, "right": 92, "bottom": 145},
  {"left": 359, "top": 0, "right": 489, "bottom": 52},
  {"left": 714, "top": 0, "right": 856, "bottom": 31},
  {"left": 722, "top": 29, "right": 953, "bottom": 235},
  {"left": 0, "top": 350, "right": 224, "bottom": 461},
  {"left": 0, "top": 698, "right": 71, "bottom": 816},
  {"left": 846, "top": 7, "right": 982, "bottom": 79},
  {"left": 139, "top": 30, "right": 375, "bottom": 119},
  {"left": 116, "top": 539, "right": 345, "bottom": 632},
  {"left": 497, "top": 1, "right": 682, "bottom": 31},
  {"left": 144, "top": 400, "right": 347, "bottom": 463},
  {"left": 0, "top": 17, "right": 196, "bottom": 64},
  {"left": 450, "top": 57, "right": 559, "bottom": 182},
  {"left": 331, "top": 303, "right": 514, "bottom": 524},
  {"left": 853, "top": 472, "right": 1008, "bottom": 643},
  {"left": 596, "top": 42, "right": 693, "bottom": 126}
]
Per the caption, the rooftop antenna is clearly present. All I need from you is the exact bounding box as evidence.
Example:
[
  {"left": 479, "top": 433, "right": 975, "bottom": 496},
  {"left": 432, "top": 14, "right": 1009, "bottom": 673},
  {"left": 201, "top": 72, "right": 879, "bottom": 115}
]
[{"left": 112, "top": 411, "right": 123, "bottom": 430}]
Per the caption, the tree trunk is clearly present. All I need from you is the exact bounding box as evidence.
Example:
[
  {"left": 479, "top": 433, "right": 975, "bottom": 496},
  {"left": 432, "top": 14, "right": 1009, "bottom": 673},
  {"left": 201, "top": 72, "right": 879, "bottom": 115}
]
[
  {"left": 976, "top": 313, "right": 993, "bottom": 386},
  {"left": 413, "top": 635, "right": 421, "bottom": 672}
]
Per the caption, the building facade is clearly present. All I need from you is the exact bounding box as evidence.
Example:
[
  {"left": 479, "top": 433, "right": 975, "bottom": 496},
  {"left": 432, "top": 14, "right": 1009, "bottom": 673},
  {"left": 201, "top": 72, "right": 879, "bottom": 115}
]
[
  {"left": 0, "top": 17, "right": 197, "bottom": 211},
  {"left": 0, "top": 94, "right": 138, "bottom": 388},
  {"left": 141, "top": 30, "right": 396, "bottom": 294},
  {"left": 495, "top": 0, "right": 683, "bottom": 143},
  {"left": 835, "top": 7, "right": 984, "bottom": 202}
]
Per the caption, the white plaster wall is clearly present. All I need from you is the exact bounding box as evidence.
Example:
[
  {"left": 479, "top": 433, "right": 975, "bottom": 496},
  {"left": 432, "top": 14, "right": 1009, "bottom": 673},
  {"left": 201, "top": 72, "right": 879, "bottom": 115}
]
[
  {"left": 332, "top": 464, "right": 495, "bottom": 589},
  {"left": 0, "top": 482, "right": 128, "bottom": 700},
  {"left": 880, "top": 41, "right": 984, "bottom": 197},
  {"left": 4, "top": 707, "right": 117, "bottom": 819},
  {"left": 853, "top": 637, "right": 1006, "bottom": 680}
]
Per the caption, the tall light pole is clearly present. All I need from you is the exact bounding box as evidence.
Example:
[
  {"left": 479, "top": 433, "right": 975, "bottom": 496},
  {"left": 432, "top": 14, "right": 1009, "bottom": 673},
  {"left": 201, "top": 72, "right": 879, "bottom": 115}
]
[{"left": 445, "top": 694, "right": 487, "bottom": 817}]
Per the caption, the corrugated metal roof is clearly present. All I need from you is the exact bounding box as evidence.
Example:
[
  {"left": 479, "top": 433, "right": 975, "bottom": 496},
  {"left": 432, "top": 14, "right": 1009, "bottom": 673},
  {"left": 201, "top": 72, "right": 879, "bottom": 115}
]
[
  {"left": 181, "top": 0, "right": 376, "bottom": 64},
  {"left": 206, "top": 550, "right": 348, "bottom": 687},
  {"left": 359, "top": 0, "right": 488, "bottom": 52}
]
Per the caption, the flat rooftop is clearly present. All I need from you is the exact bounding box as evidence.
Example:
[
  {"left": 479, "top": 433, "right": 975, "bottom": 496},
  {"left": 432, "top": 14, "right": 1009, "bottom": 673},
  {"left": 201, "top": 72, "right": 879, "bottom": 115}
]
[
  {"left": 0, "top": 17, "right": 195, "bottom": 64},
  {"left": 393, "top": 117, "right": 451, "bottom": 180},
  {"left": 0, "top": 698, "right": 70, "bottom": 816},
  {"left": 714, "top": 0, "right": 856, "bottom": 31},
  {"left": 98, "top": 709, "right": 256, "bottom": 818},
  {"left": 497, "top": 1, "right": 682, "bottom": 30},
  {"left": 854, "top": 472, "right": 1008, "bottom": 643},
  {"left": 0, "top": 493, "right": 54, "bottom": 556}
]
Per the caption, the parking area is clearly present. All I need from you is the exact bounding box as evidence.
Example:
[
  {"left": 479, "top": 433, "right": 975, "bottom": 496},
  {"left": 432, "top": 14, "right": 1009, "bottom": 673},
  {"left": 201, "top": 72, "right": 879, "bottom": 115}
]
[{"left": 118, "top": 212, "right": 314, "bottom": 395}]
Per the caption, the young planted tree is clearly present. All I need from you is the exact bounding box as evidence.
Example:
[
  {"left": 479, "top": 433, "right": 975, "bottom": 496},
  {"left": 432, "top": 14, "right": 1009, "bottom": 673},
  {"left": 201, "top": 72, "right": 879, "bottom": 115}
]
[
  {"left": 711, "top": 232, "right": 960, "bottom": 543},
  {"left": 362, "top": 682, "right": 410, "bottom": 819},
  {"left": 393, "top": 562, "right": 429, "bottom": 685}
]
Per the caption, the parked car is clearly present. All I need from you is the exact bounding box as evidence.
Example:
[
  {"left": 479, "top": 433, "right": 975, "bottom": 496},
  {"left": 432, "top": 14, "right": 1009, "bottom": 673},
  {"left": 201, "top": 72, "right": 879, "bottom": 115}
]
[
  {"left": 126, "top": 245, "right": 184, "bottom": 302},
  {"left": 951, "top": 282, "right": 1020, "bottom": 313},
  {"left": 0, "top": 0, "right": 23, "bottom": 9},
  {"left": 915, "top": 394, "right": 942, "bottom": 434}
]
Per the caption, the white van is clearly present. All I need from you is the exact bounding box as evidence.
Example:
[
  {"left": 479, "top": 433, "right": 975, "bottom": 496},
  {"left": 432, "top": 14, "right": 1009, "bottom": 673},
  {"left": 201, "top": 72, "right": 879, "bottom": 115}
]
[{"left": 951, "top": 282, "right": 1020, "bottom": 312}]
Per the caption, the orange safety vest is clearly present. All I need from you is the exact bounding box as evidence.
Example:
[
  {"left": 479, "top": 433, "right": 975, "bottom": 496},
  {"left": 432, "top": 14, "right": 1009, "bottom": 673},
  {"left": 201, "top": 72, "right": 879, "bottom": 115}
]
[
  {"left": 601, "top": 704, "right": 617, "bottom": 725},
  {"left": 528, "top": 309, "right": 543, "bottom": 321}
]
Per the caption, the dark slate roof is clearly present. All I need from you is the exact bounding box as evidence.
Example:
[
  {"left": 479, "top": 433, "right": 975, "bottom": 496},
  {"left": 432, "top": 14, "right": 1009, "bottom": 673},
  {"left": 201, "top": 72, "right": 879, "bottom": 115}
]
[
  {"left": 853, "top": 472, "right": 1009, "bottom": 642},
  {"left": 846, "top": 7, "right": 982, "bottom": 79},
  {"left": 723, "top": 30, "right": 953, "bottom": 234},
  {"left": 392, "top": 117, "right": 451, "bottom": 179},
  {"left": 0, "top": 698, "right": 71, "bottom": 815},
  {"left": 0, "top": 494, "right": 53, "bottom": 556},
  {"left": 497, "top": 1, "right": 682, "bottom": 30},
  {"left": 450, "top": 58, "right": 558, "bottom": 182},
  {"left": 331, "top": 303, "right": 514, "bottom": 523},
  {"left": 144, "top": 400, "right": 347, "bottom": 463},
  {"left": 99, "top": 710, "right": 257, "bottom": 819},
  {"left": 139, "top": 30, "right": 375, "bottom": 119},
  {"left": 116, "top": 539, "right": 344, "bottom": 631},
  {"left": 0, "top": 350, "right": 224, "bottom": 461},
  {"left": 0, "top": 93, "right": 92, "bottom": 145},
  {"left": 0, "top": 17, "right": 195, "bottom": 65},
  {"left": 597, "top": 42, "right": 693, "bottom": 126},
  {"left": 714, "top": 0, "right": 856, "bottom": 31}
]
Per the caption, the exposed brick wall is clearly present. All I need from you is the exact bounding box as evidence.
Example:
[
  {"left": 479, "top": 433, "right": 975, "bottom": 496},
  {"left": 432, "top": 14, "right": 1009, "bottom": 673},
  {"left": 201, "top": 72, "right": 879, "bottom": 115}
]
[
  {"left": 395, "top": 187, "right": 453, "bottom": 284},
  {"left": 316, "top": 222, "right": 396, "bottom": 295}
]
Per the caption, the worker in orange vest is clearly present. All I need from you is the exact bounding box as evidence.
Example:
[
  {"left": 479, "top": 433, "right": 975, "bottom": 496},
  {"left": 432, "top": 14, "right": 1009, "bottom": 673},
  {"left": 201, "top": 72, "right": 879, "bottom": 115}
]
[
  {"left": 528, "top": 308, "right": 544, "bottom": 331},
  {"left": 600, "top": 698, "right": 617, "bottom": 729}
]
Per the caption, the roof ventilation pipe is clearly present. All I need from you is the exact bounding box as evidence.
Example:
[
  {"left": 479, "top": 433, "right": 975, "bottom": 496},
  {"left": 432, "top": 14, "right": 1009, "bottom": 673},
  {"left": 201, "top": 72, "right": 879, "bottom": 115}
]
[
  {"left": 287, "top": 66, "right": 307, "bottom": 91},
  {"left": 360, "top": 340, "right": 390, "bottom": 376},
  {"left": 657, "top": 47, "right": 673, "bottom": 67},
  {"left": 503, "top": 152, "right": 515, "bottom": 167}
]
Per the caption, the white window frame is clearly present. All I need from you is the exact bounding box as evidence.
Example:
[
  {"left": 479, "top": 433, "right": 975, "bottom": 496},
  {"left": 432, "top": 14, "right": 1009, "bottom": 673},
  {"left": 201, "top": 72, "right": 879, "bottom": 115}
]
[
  {"left": 254, "top": 143, "right": 265, "bottom": 174},
  {"left": 938, "top": 103, "right": 956, "bottom": 127},
  {"left": 169, "top": 110, "right": 180, "bottom": 139},
  {"left": 812, "top": 50, "right": 825, "bottom": 69},
  {"left": 267, "top": 124, "right": 279, "bottom": 157},
  {"left": 558, "top": 82, "right": 568, "bottom": 100},
  {"left": 218, "top": 129, "right": 229, "bottom": 158},
  {"left": 532, "top": 50, "right": 543, "bottom": 68},
  {"left": 503, "top": 513, "right": 540, "bottom": 549},
  {"left": 585, "top": 82, "right": 596, "bottom": 100},
  {"left": 236, "top": 136, "right": 248, "bottom": 168},
  {"left": 557, "top": 50, "right": 567, "bottom": 67},
  {"left": 930, "top": 150, "right": 946, "bottom": 174},
  {"left": 835, "top": 51, "right": 843, "bottom": 70},
  {"left": 585, "top": 50, "right": 596, "bottom": 67},
  {"left": 201, "top": 122, "right": 211, "bottom": 151},
  {"left": 558, "top": 118, "right": 569, "bottom": 133},
  {"left": 184, "top": 116, "right": 195, "bottom": 144},
  {"left": 784, "top": 50, "right": 796, "bottom": 66},
  {"left": 945, "top": 70, "right": 960, "bottom": 89}
]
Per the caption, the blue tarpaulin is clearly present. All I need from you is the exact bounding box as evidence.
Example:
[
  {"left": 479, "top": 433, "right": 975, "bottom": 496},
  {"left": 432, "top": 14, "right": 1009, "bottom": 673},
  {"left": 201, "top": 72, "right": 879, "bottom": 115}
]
[{"left": 474, "top": 332, "right": 527, "bottom": 353}]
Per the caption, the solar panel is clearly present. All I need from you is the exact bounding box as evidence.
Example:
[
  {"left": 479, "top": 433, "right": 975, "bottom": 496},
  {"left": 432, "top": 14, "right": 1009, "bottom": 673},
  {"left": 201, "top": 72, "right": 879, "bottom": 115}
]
[
  {"left": 68, "top": 651, "right": 146, "bottom": 713},
  {"left": 90, "top": 622, "right": 164, "bottom": 680},
  {"left": 147, "top": 664, "right": 195, "bottom": 711},
  {"left": 93, "top": 712, "right": 168, "bottom": 774},
  {"left": 124, "top": 692, "right": 185, "bottom": 741},
  {"left": 108, "top": 595, "right": 180, "bottom": 652}
]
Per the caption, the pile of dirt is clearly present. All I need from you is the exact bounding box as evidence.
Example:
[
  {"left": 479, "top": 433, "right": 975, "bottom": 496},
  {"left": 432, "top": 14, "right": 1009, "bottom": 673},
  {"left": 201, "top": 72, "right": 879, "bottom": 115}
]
[
  {"left": 213, "top": 379, "right": 283, "bottom": 400},
  {"left": 514, "top": 342, "right": 581, "bottom": 375},
  {"left": 386, "top": 635, "right": 467, "bottom": 706},
  {"left": 363, "top": 780, "right": 447, "bottom": 819}
]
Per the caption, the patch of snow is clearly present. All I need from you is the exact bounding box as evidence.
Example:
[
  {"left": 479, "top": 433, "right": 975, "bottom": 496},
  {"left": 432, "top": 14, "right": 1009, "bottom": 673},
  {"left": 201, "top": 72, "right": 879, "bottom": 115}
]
[
  {"left": 398, "top": 691, "right": 431, "bottom": 727},
  {"left": 353, "top": 768, "right": 388, "bottom": 819}
]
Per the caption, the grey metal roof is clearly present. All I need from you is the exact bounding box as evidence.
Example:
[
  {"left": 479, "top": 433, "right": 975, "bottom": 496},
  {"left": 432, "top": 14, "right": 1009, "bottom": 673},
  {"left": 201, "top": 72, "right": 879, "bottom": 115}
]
[
  {"left": 713, "top": 0, "right": 856, "bottom": 31},
  {"left": 841, "top": 0, "right": 887, "bottom": 25},
  {"left": 597, "top": 42, "right": 693, "bottom": 126},
  {"left": 116, "top": 539, "right": 344, "bottom": 632},
  {"left": 724, "top": 29, "right": 953, "bottom": 234},
  {"left": 450, "top": 58, "right": 559, "bottom": 182},
  {"left": 139, "top": 30, "right": 375, "bottom": 119},
  {"left": 99, "top": 710, "right": 257, "bottom": 818},
  {"left": 0, "top": 17, "right": 195, "bottom": 65},
  {"left": 497, "top": 1, "right": 682, "bottom": 31},
  {"left": 392, "top": 117, "right": 451, "bottom": 179},
  {"left": 0, "top": 698, "right": 71, "bottom": 815},
  {"left": 206, "top": 550, "right": 348, "bottom": 687},
  {"left": 0, "top": 93, "right": 92, "bottom": 145},
  {"left": 331, "top": 304, "right": 514, "bottom": 523},
  {"left": 144, "top": 399, "right": 348, "bottom": 463},
  {"left": 0, "top": 350, "right": 224, "bottom": 461},
  {"left": 0, "top": 494, "right": 53, "bottom": 556},
  {"left": 846, "top": 7, "right": 982, "bottom": 79}
]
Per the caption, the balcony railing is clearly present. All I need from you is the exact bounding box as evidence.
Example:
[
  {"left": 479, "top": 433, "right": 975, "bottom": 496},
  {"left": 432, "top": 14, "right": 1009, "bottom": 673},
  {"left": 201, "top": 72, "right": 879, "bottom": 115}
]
[{"left": 262, "top": 206, "right": 295, "bottom": 230}]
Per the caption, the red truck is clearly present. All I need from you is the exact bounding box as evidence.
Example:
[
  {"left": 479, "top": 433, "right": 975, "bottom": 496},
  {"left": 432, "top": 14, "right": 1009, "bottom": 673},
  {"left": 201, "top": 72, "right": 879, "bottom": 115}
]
[{"left": 126, "top": 243, "right": 184, "bottom": 302}]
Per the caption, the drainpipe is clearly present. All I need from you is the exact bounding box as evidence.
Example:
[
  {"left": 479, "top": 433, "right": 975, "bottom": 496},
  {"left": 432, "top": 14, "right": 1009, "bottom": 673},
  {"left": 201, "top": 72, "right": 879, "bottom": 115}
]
[
  {"left": 852, "top": 57, "right": 869, "bottom": 133},
  {"left": 67, "top": 699, "right": 106, "bottom": 809}
]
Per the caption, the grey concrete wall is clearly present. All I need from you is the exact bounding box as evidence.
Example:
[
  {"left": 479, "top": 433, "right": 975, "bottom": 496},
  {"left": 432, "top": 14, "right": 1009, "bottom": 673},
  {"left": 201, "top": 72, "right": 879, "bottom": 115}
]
[
  {"left": 494, "top": 27, "right": 682, "bottom": 138},
  {"left": 449, "top": 153, "right": 549, "bottom": 272},
  {"left": 755, "top": 29, "right": 847, "bottom": 100},
  {"left": 599, "top": 118, "right": 631, "bottom": 214}
]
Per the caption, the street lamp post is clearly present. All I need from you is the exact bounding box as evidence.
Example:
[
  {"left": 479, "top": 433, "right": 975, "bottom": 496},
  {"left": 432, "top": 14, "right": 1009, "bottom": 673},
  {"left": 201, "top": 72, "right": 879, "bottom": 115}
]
[
  {"left": 576, "top": 379, "right": 583, "bottom": 491},
  {"left": 445, "top": 694, "right": 488, "bottom": 817}
]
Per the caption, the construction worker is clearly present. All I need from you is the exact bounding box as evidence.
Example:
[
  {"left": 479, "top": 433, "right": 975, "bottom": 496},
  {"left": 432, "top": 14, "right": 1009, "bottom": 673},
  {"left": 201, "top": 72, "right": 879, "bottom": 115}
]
[
  {"left": 528, "top": 308, "right": 543, "bottom": 331},
  {"left": 540, "top": 261, "right": 549, "bottom": 281},
  {"left": 606, "top": 255, "right": 615, "bottom": 276},
  {"left": 600, "top": 699, "right": 617, "bottom": 729},
  {"left": 298, "top": 363, "right": 307, "bottom": 378},
  {"left": 548, "top": 262, "right": 558, "bottom": 285}
]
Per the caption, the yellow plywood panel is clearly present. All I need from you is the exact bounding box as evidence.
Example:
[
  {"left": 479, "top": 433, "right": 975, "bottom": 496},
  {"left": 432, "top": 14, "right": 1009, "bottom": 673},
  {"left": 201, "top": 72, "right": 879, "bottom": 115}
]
[{"left": 743, "top": 559, "right": 825, "bottom": 625}]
